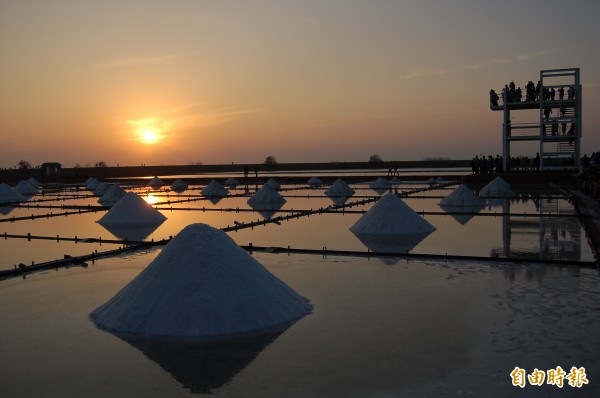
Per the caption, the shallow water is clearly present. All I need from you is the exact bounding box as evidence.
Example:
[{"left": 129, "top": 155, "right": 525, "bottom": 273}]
[
  {"left": 1, "top": 176, "right": 598, "bottom": 396},
  {"left": 0, "top": 251, "right": 598, "bottom": 397},
  {"left": 0, "top": 181, "right": 593, "bottom": 269}
]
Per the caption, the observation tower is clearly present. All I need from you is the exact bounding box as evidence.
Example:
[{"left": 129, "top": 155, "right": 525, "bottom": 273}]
[{"left": 490, "top": 68, "right": 581, "bottom": 171}]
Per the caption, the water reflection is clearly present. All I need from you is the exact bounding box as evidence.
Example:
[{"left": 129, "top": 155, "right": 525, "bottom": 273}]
[
  {"left": 351, "top": 231, "right": 433, "bottom": 254},
  {"left": 491, "top": 199, "right": 584, "bottom": 260},
  {"left": 0, "top": 206, "right": 16, "bottom": 216},
  {"left": 248, "top": 201, "right": 285, "bottom": 220},
  {"left": 114, "top": 326, "right": 289, "bottom": 394},
  {"left": 327, "top": 196, "right": 350, "bottom": 206},
  {"left": 438, "top": 204, "right": 485, "bottom": 225},
  {"left": 99, "top": 222, "right": 163, "bottom": 241}
]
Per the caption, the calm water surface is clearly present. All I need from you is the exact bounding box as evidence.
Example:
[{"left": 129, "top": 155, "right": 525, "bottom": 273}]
[
  {"left": 0, "top": 175, "right": 598, "bottom": 396},
  {"left": 0, "top": 252, "right": 598, "bottom": 397}
]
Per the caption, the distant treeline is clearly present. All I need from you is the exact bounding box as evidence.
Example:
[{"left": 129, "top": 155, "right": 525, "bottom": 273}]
[{"left": 0, "top": 159, "right": 471, "bottom": 182}]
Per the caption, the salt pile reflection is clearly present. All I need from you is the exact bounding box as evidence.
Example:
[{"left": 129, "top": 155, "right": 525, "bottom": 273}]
[
  {"left": 115, "top": 327, "right": 288, "bottom": 394},
  {"left": 350, "top": 193, "right": 436, "bottom": 253}
]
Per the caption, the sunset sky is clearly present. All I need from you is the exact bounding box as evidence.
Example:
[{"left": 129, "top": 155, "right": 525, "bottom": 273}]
[{"left": 1, "top": 0, "right": 599, "bottom": 168}]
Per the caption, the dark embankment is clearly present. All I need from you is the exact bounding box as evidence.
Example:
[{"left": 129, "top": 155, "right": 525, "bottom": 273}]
[{"left": 0, "top": 159, "right": 471, "bottom": 183}]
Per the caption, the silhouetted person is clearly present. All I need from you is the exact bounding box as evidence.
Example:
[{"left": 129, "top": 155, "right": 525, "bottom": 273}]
[
  {"left": 558, "top": 86, "right": 565, "bottom": 100},
  {"left": 567, "top": 86, "right": 575, "bottom": 100},
  {"left": 254, "top": 165, "right": 258, "bottom": 178},
  {"left": 489, "top": 89, "right": 499, "bottom": 106},
  {"left": 515, "top": 87, "right": 522, "bottom": 102},
  {"left": 535, "top": 153, "right": 540, "bottom": 171},
  {"left": 508, "top": 82, "right": 516, "bottom": 102},
  {"left": 567, "top": 123, "right": 576, "bottom": 145},
  {"left": 243, "top": 165, "right": 249, "bottom": 179},
  {"left": 526, "top": 81, "right": 535, "bottom": 101},
  {"left": 550, "top": 87, "right": 556, "bottom": 100}
]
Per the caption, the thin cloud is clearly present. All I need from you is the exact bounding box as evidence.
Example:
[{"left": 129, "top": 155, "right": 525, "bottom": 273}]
[
  {"left": 462, "top": 49, "right": 560, "bottom": 70},
  {"left": 94, "top": 52, "right": 197, "bottom": 69},
  {"left": 123, "top": 103, "right": 261, "bottom": 143},
  {"left": 397, "top": 68, "right": 454, "bottom": 80},
  {"left": 462, "top": 58, "right": 509, "bottom": 70},
  {"left": 516, "top": 48, "right": 560, "bottom": 61},
  {"left": 400, "top": 49, "right": 560, "bottom": 81}
]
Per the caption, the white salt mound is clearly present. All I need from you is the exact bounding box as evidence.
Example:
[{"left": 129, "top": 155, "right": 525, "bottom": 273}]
[
  {"left": 307, "top": 176, "right": 323, "bottom": 187},
  {"left": 264, "top": 178, "right": 280, "bottom": 190},
  {"left": 86, "top": 178, "right": 100, "bottom": 190},
  {"left": 248, "top": 185, "right": 286, "bottom": 205},
  {"left": 225, "top": 177, "right": 240, "bottom": 186},
  {"left": 324, "top": 179, "right": 355, "bottom": 197},
  {"left": 350, "top": 193, "right": 436, "bottom": 235},
  {"left": 201, "top": 180, "right": 229, "bottom": 197},
  {"left": 480, "top": 177, "right": 514, "bottom": 197},
  {"left": 27, "top": 177, "right": 41, "bottom": 188},
  {"left": 98, "top": 192, "right": 166, "bottom": 226},
  {"left": 148, "top": 176, "right": 165, "bottom": 188},
  {"left": 439, "top": 184, "right": 486, "bottom": 207},
  {"left": 98, "top": 185, "right": 126, "bottom": 206},
  {"left": 171, "top": 179, "right": 188, "bottom": 192},
  {"left": 93, "top": 182, "right": 110, "bottom": 197},
  {"left": 90, "top": 223, "right": 312, "bottom": 338},
  {"left": 370, "top": 177, "right": 390, "bottom": 189},
  {"left": 13, "top": 180, "right": 37, "bottom": 195},
  {"left": 0, "top": 183, "right": 26, "bottom": 203}
]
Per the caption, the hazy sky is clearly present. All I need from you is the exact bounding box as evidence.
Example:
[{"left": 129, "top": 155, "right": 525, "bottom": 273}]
[{"left": 1, "top": 0, "right": 599, "bottom": 168}]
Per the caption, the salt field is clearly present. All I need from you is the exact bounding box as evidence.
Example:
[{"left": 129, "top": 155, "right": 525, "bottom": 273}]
[{"left": 1, "top": 172, "right": 599, "bottom": 397}]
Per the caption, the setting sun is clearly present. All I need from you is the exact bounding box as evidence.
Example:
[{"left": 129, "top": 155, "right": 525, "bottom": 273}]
[{"left": 141, "top": 130, "right": 160, "bottom": 144}]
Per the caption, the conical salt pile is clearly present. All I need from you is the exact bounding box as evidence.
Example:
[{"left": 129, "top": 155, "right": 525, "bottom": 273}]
[
  {"left": 13, "top": 180, "right": 37, "bottom": 195},
  {"left": 390, "top": 177, "right": 402, "bottom": 185},
  {"left": 171, "top": 179, "right": 188, "bottom": 192},
  {"left": 27, "top": 177, "right": 41, "bottom": 188},
  {"left": 90, "top": 223, "right": 312, "bottom": 338},
  {"left": 307, "top": 177, "right": 323, "bottom": 187},
  {"left": 439, "top": 184, "right": 486, "bottom": 207},
  {"left": 97, "top": 192, "right": 166, "bottom": 226},
  {"left": 0, "top": 183, "right": 26, "bottom": 204},
  {"left": 93, "top": 182, "right": 110, "bottom": 197},
  {"left": 86, "top": 178, "right": 100, "bottom": 190},
  {"left": 98, "top": 185, "right": 126, "bottom": 206},
  {"left": 248, "top": 185, "right": 286, "bottom": 205},
  {"left": 201, "top": 180, "right": 229, "bottom": 197},
  {"left": 264, "top": 178, "right": 280, "bottom": 190},
  {"left": 370, "top": 177, "right": 390, "bottom": 189},
  {"left": 324, "top": 179, "right": 355, "bottom": 197},
  {"left": 479, "top": 177, "right": 514, "bottom": 197},
  {"left": 148, "top": 176, "right": 165, "bottom": 188},
  {"left": 224, "top": 177, "right": 240, "bottom": 187},
  {"left": 350, "top": 193, "right": 436, "bottom": 236}
]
